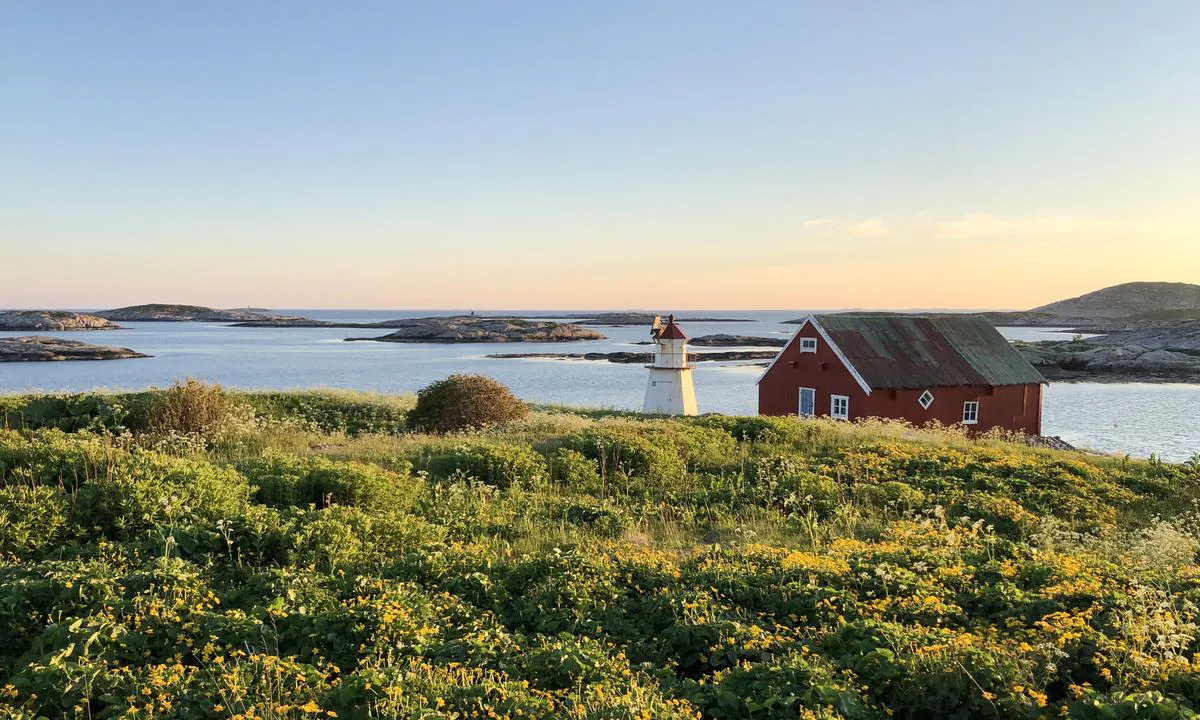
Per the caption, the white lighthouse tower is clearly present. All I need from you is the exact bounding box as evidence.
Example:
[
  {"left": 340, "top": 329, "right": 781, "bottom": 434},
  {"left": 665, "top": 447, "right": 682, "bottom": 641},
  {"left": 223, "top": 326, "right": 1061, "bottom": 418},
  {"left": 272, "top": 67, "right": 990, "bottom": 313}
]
[{"left": 642, "top": 315, "right": 698, "bottom": 415}]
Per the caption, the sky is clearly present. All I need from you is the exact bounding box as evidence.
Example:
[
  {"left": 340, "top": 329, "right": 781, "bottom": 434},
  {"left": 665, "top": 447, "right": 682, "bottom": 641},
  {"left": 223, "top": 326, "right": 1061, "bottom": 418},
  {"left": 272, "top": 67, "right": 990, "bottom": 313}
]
[{"left": 2, "top": 1, "right": 1198, "bottom": 311}]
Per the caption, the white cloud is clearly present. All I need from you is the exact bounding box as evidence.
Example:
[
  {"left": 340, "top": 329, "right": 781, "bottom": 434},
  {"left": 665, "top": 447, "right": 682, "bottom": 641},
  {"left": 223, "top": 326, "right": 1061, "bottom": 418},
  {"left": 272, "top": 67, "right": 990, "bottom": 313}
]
[
  {"left": 803, "top": 218, "right": 834, "bottom": 227},
  {"left": 844, "top": 218, "right": 891, "bottom": 238}
]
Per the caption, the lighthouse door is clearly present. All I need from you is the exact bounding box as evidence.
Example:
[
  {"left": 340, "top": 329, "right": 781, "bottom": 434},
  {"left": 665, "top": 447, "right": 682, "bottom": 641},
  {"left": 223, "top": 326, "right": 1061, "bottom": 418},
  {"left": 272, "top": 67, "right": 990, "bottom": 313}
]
[{"left": 798, "top": 388, "right": 816, "bottom": 417}]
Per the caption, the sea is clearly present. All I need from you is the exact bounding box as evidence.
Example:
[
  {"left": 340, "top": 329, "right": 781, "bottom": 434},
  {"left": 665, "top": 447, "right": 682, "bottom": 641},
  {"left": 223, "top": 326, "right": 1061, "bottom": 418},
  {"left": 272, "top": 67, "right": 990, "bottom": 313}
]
[{"left": 2, "top": 310, "right": 1198, "bottom": 462}]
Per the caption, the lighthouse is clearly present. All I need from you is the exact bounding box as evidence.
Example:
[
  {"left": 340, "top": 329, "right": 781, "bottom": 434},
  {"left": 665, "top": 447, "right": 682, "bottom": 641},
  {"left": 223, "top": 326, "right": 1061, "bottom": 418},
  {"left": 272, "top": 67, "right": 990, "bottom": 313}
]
[{"left": 642, "top": 315, "right": 698, "bottom": 415}]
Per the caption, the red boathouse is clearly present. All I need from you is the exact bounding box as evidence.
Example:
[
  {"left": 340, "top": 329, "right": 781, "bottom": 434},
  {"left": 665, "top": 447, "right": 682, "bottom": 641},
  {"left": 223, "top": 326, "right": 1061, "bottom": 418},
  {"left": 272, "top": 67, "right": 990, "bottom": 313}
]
[{"left": 758, "top": 314, "right": 1046, "bottom": 434}]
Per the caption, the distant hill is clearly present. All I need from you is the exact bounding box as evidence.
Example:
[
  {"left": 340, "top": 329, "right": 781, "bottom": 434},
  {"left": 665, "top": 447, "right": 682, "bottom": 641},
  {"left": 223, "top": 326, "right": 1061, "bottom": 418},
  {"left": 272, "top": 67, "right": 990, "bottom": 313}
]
[
  {"left": 97, "top": 304, "right": 282, "bottom": 322},
  {"left": 1030, "top": 282, "right": 1200, "bottom": 319}
]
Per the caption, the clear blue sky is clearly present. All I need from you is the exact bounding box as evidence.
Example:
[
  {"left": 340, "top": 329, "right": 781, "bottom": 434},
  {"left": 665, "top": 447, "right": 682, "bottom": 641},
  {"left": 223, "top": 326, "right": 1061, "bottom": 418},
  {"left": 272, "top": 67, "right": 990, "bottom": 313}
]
[{"left": 3, "top": 1, "right": 1198, "bottom": 309}]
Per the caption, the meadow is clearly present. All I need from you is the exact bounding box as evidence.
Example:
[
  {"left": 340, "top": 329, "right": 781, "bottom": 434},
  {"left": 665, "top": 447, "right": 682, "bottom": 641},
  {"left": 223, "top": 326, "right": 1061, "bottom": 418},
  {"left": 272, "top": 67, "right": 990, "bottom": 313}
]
[{"left": 2, "top": 380, "right": 1200, "bottom": 719}]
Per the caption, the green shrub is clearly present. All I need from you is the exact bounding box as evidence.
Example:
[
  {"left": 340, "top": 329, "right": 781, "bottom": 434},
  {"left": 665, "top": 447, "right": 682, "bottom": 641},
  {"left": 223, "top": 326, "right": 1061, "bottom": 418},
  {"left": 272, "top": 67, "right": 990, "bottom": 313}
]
[
  {"left": 146, "top": 379, "right": 237, "bottom": 435},
  {"left": 0, "top": 392, "right": 148, "bottom": 433},
  {"left": 73, "top": 452, "right": 253, "bottom": 536},
  {"left": 547, "top": 447, "right": 602, "bottom": 492},
  {"left": 244, "top": 390, "right": 412, "bottom": 435},
  {"left": 514, "top": 634, "right": 633, "bottom": 691},
  {"left": 238, "top": 455, "right": 416, "bottom": 510},
  {"left": 425, "top": 442, "right": 548, "bottom": 488},
  {"left": 690, "top": 414, "right": 807, "bottom": 445},
  {"left": 407, "top": 375, "right": 529, "bottom": 433},
  {"left": 0, "top": 486, "right": 68, "bottom": 558},
  {"left": 0, "top": 429, "right": 123, "bottom": 489},
  {"left": 563, "top": 501, "right": 631, "bottom": 538},
  {"left": 564, "top": 426, "right": 686, "bottom": 481},
  {"left": 750, "top": 455, "right": 841, "bottom": 515}
]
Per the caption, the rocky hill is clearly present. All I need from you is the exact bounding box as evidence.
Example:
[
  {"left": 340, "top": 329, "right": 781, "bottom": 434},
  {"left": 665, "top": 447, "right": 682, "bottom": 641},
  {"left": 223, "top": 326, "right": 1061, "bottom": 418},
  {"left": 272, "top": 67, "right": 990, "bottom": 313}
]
[
  {"left": 97, "top": 304, "right": 282, "bottom": 322},
  {"left": 1030, "top": 281, "right": 1200, "bottom": 320},
  {"left": 346, "top": 316, "right": 605, "bottom": 343},
  {"left": 0, "top": 311, "right": 119, "bottom": 331}
]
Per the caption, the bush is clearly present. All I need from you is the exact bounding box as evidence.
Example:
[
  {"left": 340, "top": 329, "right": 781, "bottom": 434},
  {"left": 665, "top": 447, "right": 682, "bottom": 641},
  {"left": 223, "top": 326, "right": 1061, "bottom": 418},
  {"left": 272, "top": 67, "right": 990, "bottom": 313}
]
[
  {"left": 73, "top": 452, "right": 253, "bottom": 536},
  {"left": 564, "top": 426, "right": 686, "bottom": 481},
  {"left": 0, "top": 486, "right": 68, "bottom": 558},
  {"left": 425, "top": 442, "right": 548, "bottom": 488},
  {"left": 0, "top": 429, "right": 122, "bottom": 489},
  {"left": 547, "top": 448, "right": 602, "bottom": 492},
  {"left": 239, "top": 455, "right": 416, "bottom": 510},
  {"left": 0, "top": 392, "right": 148, "bottom": 433},
  {"left": 407, "top": 375, "right": 529, "bottom": 433},
  {"left": 563, "top": 501, "right": 631, "bottom": 538},
  {"left": 244, "top": 390, "right": 412, "bottom": 435},
  {"left": 147, "top": 379, "right": 237, "bottom": 435}
]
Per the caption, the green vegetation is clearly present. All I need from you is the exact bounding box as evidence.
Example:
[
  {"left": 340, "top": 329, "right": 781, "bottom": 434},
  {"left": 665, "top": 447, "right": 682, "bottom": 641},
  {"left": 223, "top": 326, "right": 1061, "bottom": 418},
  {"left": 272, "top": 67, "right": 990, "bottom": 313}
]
[
  {"left": 407, "top": 374, "right": 530, "bottom": 432},
  {"left": 2, "top": 381, "right": 1200, "bottom": 719}
]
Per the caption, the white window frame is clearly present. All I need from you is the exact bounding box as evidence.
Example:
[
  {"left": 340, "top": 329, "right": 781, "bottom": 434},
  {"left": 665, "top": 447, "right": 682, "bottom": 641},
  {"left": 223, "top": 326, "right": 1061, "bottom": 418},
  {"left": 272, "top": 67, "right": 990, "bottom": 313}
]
[
  {"left": 830, "top": 394, "right": 850, "bottom": 420},
  {"left": 799, "top": 337, "right": 818, "bottom": 353},
  {"left": 962, "top": 401, "right": 979, "bottom": 425},
  {"left": 798, "top": 387, "right": 816, "bottom": 418},
  {"left": 918, "top": 390, "right": 935, "bottom": 409}
]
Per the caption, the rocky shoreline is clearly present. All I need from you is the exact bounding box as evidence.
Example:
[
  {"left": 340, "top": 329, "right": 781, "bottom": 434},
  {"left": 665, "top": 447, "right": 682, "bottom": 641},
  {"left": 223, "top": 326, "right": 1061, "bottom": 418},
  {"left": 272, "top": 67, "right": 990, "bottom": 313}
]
[
  {"left": 0, "top": 311, "right": 119, "bottom": 331},
  {"left": 0, "top": 336, "right": 149, "bottom": 362}
]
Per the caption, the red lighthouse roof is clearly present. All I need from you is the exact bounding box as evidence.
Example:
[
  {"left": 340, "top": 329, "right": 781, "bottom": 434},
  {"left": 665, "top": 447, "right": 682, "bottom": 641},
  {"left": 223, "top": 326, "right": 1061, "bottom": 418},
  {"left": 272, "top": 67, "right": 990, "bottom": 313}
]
[{"left": 654, "top": 314, "right": 688, "bottom": 340}]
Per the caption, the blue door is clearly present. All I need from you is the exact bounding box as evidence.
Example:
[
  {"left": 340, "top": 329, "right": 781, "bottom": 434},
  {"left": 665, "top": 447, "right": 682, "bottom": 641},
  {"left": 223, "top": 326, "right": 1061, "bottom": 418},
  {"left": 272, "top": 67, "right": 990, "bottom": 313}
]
[{"left": 799, "top": 388, "right": 816, "bottom": 417}]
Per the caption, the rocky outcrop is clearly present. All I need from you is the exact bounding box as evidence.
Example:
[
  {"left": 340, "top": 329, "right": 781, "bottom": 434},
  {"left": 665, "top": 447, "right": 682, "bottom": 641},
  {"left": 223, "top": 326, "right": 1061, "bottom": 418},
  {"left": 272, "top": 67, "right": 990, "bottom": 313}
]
[
  {"left": 487, "top": 350, "right": 779, "bottom": 363},
  {"left": 0, "top": 336, "right": 149, "bottom": 362},
  {"left": 232, "top": 318, "right": 342, "bottom": 328},
  {"left": 1016, "top": 329, "right": 1200, "bottom": 382},
  {"left": 687, "top": 334, "right": 788, "bottom": 347},
  {"left": 98, "top": 304, "right": 285, "bottom": 322},
  {"left": 1088, "top": 321, "right": 1200, "bottom": 351},
  {"left": 345, "top": 316, "right": 606, "bottom": 343},
  {"left": 0, "top": 311, "right": 119, "bottom": 331},
  {"left": 533, "top": 313, "right": 753, "bottom": 326}
]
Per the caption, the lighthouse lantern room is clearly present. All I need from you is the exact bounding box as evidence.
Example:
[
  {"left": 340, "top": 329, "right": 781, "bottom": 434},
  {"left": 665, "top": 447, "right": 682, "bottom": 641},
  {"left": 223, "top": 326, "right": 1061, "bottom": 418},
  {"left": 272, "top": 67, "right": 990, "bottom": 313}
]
[{"left": 642, "top": 315, "right": 698, "bottom": 415}]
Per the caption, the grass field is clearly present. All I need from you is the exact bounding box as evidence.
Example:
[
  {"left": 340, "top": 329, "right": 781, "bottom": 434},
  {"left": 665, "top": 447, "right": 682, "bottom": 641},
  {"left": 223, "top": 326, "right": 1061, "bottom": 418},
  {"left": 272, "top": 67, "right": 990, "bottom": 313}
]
[{"left": 2, "top": 382, "right": 1200, "bottom": 719}]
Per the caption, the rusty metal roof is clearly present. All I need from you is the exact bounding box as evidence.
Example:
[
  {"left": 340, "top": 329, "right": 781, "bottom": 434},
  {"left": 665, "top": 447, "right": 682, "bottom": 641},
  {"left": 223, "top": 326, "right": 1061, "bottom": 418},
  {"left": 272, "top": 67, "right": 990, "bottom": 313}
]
[{"left": 813, "top": 314, "right": 1045, "bottom": 389}]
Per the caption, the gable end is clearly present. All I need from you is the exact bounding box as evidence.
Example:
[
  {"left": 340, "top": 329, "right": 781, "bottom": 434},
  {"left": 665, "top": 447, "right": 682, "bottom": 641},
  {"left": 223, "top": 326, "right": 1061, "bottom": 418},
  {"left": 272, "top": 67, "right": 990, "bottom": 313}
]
[{"left": 757, "top": 316, "right": 873, "bottom": 395}]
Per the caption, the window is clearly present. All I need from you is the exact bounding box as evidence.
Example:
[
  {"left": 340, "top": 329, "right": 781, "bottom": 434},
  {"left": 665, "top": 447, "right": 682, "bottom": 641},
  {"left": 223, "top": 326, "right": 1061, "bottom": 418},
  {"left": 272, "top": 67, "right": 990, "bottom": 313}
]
[
  {"left": 962, "top": 401, "right": 979, "bottom": 425},
  {"left": 831, "top": 394, "right": 849, "bottom": 420},
  {"left": 918, "top": 390, "right": 934, "bottom": 409},
  {"left": 799, "top": 337, "right": 818, "bottom": 353}
]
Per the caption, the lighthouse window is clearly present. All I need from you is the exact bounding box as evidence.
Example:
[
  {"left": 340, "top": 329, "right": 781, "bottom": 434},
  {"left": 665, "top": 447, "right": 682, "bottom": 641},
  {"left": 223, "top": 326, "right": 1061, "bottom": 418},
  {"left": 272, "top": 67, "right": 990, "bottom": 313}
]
[
  {"left": 830, "top": 395, "right": 849, "bottom": 420},
  {"left": 799, "top": 338, "right": 818, "bottom": 353},
  {"left": 962, "top": 401, "right": 979, "bottom": 424}
]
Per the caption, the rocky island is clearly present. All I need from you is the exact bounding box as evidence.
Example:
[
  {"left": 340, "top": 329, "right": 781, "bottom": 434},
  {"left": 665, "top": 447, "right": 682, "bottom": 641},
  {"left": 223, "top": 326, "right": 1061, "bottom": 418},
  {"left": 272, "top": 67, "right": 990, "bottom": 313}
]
[
  {"left": 0, "top": 336, "right": 149, "bottom": 362},
  {"left": 686, "top": 334, "right": 787, "bottom": 347},
  {"left": 97, "top": 304, "right": 287, "bottom": 322},
  {"left": 345, "top": 316, "right": 605, "bottom": 343},
  {"left": 532, "top": 312, "right": 754, "bottom": 325},
  {"left": 0, "top": 310, "right": 119, "bottom": 331},
  {"left": 487, "top": 350, "right": 779, "bottom": 363}
]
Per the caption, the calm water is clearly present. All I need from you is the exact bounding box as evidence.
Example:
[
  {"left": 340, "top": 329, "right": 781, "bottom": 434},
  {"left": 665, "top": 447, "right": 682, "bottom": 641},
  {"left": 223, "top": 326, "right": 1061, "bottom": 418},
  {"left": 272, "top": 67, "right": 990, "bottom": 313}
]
[{"left": 2, "top": 311, "right": 1196, "bottom": 461}]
